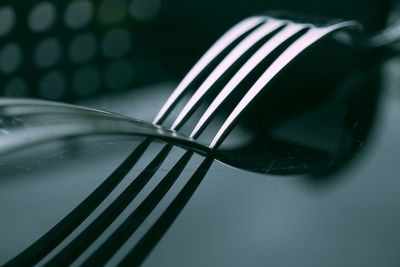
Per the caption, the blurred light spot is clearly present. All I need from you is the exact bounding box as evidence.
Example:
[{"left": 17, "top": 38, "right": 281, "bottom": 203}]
[
  {"left": 69, "top": 33, "right": 97, "bottom": 63},
  {"left": 104, "top": 60, "right": 134, "bottom": 90},
  {"left": 101, "top": 29, "right": 131, "bottom": 58},
  {"left": 28, "top": 2, "right": 56, "bottom": 33},
  {"left": 64, "top": 0, "right": 93, "bottom": 29},
  {"left": 34, "top": 38, "right": 61, "bottom": 68},
  {"left": 0, "top": 6, "right": 15, "bottom": 36},
  {"left": 0, "top": 43, "right": 22, "bottom": 74},
  {"left": 3, "top": 77, "right": 29, "bottom": 97},
  {"left": 129, "top": 0, "right": 161, "bottom": 21},
  {"left": 38, "top": 71, "right": 66, "bottom": 99},
  {"left": 98, "top": 0, "right": 126, "bottom": 25},
  {"left": 72, "top": 65, "right": 100, "bottom": 96}
]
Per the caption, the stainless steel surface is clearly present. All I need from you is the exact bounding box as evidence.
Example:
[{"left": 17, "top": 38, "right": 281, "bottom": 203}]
[{"left": 0, "top": 99, "right": 210, "bottom": 156}]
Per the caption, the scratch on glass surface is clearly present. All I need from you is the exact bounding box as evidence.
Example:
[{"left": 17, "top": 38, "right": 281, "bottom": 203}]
[
  {"left": 265, "top": 160, "right": 276, "bottom": 173},
  {"left": 15, "top": 165, "right": 33, "bottom": 171},
  {"left": 352, "top": 121, "right": 360, "bottom": 131}
]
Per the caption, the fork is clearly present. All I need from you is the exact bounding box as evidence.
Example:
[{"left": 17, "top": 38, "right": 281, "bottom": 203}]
[{"left": 3, "top": 14, "right": 361, "bottom": 266}]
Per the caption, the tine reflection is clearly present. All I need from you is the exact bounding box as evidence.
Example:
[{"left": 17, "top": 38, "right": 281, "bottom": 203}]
[
  {"left": 119, "top": 156, "right": 214, "bottom": 266},
  {"left": 44, "top": 145, "right": 173, "bottom": 266},
  {"left": 83, "top": 151, "right": 194, "bottom": 265},
  {"left": 4, "top": 139, "right": 152, "bottom": 266}
]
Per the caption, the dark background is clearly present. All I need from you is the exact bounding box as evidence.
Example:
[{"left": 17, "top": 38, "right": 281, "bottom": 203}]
[{"left": 0, "top": 0, "right": 393, "bottom": 102}]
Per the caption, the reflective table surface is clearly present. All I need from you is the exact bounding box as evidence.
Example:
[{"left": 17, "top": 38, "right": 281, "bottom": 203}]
[{"left": 1, "top": 61, "right": 400, "bottom": 266}]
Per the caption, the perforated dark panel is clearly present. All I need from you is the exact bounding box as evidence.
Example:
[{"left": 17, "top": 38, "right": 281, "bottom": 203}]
[{"left": 0, "top": 0, "right": 168, "bottom": 101}]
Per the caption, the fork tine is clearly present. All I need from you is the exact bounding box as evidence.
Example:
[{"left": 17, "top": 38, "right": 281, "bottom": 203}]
[
  {"left": 210, "top": 21, "right": 359, "bottom": 149},
  {"left": 170, "top": 19, "right": 285, "bottom": 130},
  {"left": 153, "top": 17, "right": 266, "bottom": 125},
  {"left": 190, "top": 23, "right": 307, "bottom": 138}
]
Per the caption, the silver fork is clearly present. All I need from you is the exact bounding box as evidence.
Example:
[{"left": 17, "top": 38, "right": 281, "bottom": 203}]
[{"left": 3, "top": 15, "right": 358, "bottom": 266}]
